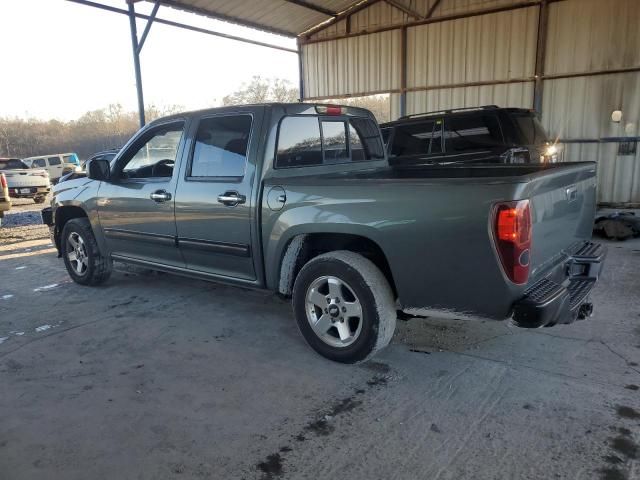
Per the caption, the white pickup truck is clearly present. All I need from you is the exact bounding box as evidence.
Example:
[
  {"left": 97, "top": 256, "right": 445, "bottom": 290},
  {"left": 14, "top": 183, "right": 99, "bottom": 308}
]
[{"left": 0, "top": 158, "right": 51, "bottom": 204}]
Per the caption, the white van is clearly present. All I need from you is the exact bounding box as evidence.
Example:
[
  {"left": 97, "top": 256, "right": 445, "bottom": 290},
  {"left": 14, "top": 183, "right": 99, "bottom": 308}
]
[{"left": 23, "top": 153, "right": 80, "bottom": 183}]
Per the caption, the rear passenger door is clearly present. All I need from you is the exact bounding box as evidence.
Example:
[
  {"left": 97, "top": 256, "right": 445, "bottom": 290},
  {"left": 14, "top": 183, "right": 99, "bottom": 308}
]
[
  {"left": 174, "top": 111, "right": 259, "bottom": 281},
  {"left": 442, "top": 114, "right": 505, "bottom": 164}
]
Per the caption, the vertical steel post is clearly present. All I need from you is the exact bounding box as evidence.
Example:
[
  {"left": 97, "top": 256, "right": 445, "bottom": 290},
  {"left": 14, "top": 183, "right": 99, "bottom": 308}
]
[
  {"left": 128, "top": 1, "right": 145, "bottom": 127},
  {"left": 399, "top": 26, "right": 407, "bottom": 118},
  {"left": 297, "top": 38, "right": 305, "bottom": 101},
  {"left": 533, "top": 0, "right": 549, "bottom": 115}
]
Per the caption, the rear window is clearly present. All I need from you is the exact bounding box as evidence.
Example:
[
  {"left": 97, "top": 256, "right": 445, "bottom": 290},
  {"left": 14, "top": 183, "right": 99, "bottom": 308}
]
[
  {"left": 275, "top": 116, "right": 384, "bottom": 169},
  {"left": 48, "top": 156, "right": 62, "bottom": 165},
  {"left": 444, "top": 114, "right": 503, "bottom": 152},
  {"left": 513, "top": 113, "right": 548, "bottom": 145},
  {"left": 0, "top": 159, "right": 28, "bottom": 169},
  {"left": 390, "top": 119, "right": 443, "bottom": 157}
]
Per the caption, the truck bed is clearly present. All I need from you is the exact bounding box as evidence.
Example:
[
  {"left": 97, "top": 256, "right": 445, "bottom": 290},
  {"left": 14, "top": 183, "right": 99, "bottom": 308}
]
[{"left": 263, "top": 161, "right": 598, "bottom": 320}]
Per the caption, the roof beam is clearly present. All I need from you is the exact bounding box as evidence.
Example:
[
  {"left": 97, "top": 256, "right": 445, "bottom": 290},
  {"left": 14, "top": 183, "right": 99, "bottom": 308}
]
[
  {"left": 300, "top": 0, "right": 542, "bottom": 44},
  {"left": 67, "top": 0, "right": 298, "bottom": 53},
  {"left": 301, "top": 0, "right": 382, "bottom": 38},
  {"left": 383, "top": 0, "right": 423, "bottom": 19},
  {"left": 425, "top": 0, "right": 444, "bottom": 19},
  {"left": 136, "top": 0, "right": 160, "bottom": 54},
  {"left": 284, "top": 0, "right": 337, "bottom": 17},
  {"left": 155, "top": 0, "right": 295, "bottom": 37}
]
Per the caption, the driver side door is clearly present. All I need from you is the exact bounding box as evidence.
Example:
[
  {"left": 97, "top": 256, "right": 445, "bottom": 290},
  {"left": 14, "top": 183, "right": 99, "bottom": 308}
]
[{"left": 97, "top": 119, "right": 187, "bottom": 267}]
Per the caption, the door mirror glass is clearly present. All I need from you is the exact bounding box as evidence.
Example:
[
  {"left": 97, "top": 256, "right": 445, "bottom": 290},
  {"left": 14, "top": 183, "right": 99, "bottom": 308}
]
[{"left": 87, "top": 158, "right": 111, "bottom": 181}]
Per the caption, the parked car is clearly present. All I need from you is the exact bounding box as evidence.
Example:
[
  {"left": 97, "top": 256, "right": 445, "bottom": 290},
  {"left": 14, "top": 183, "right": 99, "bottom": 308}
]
[
  {"left": 381, "top": 105, "right": 559, "bottom": 167},
  {"left": 23, "top": 153, "right": 80, "bottom": 183},
  {"left": 0, "top": 158, "right": 51, "bottom": 203},
  {"left": 58, "top": 149, "right": 120, "bottom": 183},
  {"left": 43, "top": 103, "right": 605, "bottom": 363},
  {"left": 0, "top": 172, "right": 11, "bottom": 226}
]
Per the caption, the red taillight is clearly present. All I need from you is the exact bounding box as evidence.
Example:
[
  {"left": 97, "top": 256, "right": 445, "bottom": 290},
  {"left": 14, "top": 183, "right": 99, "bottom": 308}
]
[
  {"left": 0, "top": 173, "right": 6, "bottom": 188},
  {"left": 493, "top": 200, "right": 532, "bottom": 284}
]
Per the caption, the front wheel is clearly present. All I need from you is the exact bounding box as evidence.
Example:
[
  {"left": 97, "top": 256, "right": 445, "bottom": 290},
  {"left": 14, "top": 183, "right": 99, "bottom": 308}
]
[
  {"left": 61, "top": 218, "right": 112, "bottom": 286},
  {"left": 292, "top": 251, "right": 397, "bottom": 363}
]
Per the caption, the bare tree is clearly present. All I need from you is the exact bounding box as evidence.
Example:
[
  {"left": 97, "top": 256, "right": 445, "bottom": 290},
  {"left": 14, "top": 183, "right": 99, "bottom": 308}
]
[{"left": 222, "top": 76, "right": 299, "bottom": 106}]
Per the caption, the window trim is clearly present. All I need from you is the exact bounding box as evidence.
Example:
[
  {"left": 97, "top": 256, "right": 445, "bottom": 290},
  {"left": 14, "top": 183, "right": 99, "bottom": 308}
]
[
  {"left": 274, "top": 114, "right": 382, "bottom": 170},
  {"left": 113, "top": 119, "right": 186, "bottom": 181},
  {"left": 184, "top": 112, "right": 254, "bottom": 183}
]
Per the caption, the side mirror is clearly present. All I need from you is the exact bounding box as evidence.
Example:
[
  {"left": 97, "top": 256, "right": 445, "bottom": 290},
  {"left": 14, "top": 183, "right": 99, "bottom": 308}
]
[{"left": 87, "top": 158, "right": 111, "bottom": 181}]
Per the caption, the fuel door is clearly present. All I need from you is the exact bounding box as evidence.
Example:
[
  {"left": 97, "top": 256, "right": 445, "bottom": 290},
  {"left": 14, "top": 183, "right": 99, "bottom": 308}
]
[{"left": 266, "top": 186, "right": 287, "bottom": 211}]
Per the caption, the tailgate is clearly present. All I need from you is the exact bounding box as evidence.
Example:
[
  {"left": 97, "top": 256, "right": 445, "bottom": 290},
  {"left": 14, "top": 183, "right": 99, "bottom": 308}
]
[
  {"left": 3, "top": 171, "right": 47, "bottom": 188},
  {"left": 523, "top": 163, "right": 597, "bottom": 282}
]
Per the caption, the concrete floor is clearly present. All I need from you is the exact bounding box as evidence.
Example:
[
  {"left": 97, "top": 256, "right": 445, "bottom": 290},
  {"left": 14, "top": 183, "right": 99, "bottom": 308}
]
[{"left": 1, "top": 200, "right": 639, "bottom": 480}]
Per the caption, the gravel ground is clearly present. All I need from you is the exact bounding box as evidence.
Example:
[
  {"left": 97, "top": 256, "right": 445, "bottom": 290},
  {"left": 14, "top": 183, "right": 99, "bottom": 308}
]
[
  {"left": 0, "top": 202, "right": 639, "bottom": 480},
  {"left": 0, "top": 198, "right": 50, "bottom": 244}
]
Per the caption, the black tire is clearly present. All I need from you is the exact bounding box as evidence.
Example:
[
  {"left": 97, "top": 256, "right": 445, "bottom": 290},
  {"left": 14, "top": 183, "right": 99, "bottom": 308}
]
[
  {"left": 292, "top": 251, "right": 396, "bottom": 363},
  {"left": 61, "top": 218, "right": 112, "bottom": 286},
  {"left": 34, "top": 196, "right": 46, "bottom": 204}
]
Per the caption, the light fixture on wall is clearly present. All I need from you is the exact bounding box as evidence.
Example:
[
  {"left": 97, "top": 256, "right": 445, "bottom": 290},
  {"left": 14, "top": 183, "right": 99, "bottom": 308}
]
[{"left": 611, "top": 110, "right": 623, "bottom": 123}]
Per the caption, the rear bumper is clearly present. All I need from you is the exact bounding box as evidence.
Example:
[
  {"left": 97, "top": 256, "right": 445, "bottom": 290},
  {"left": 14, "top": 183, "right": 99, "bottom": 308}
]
[
  {"left": 9, "top": 186, "right": 50, "bottom": 198},
  {"left": 512, "top": 241, "right": 606, "bottom": 328}
]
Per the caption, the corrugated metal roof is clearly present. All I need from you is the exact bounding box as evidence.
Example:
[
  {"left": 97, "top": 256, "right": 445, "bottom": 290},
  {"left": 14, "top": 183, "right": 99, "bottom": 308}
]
[{"left": 150, "top": 0, "right": 362, "bottom": 37}]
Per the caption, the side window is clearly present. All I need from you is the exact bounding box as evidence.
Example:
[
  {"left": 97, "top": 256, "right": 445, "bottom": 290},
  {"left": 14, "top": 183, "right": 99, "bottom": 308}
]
[
  {"left": 321, "top": 121, "right": 348, "bottom": 163},
  {"left": 189, "top": 115, "right": 252, "bottom": 178},
  {"left": 276, "top": 116, "right": 384, "bottom": 168},
  {"left": 276, "top": 116, "right": 323, "bottom": 168},
  {"left": 349, "top": 118, "right": 385, "bottom": 160},
  {"left": 390, "top": 120, "right": 442, "bottom": 157},
  {"left": 120, "top": 122, "right": 184, "bottom": 179},
  {"left": 33, "top": 159, "right": 47, "bottom": 167},
  {"left": 444, "top": 115, "right": 503, "bottom": 152},
  {"left": 48, "top": 157, "right": 62, "bottom": 166}
]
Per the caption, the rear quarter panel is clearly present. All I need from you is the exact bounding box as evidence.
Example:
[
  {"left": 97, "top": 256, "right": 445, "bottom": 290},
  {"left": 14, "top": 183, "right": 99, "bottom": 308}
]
[{"left": 263, "top": 175, "right": 529, "bottom": 320}]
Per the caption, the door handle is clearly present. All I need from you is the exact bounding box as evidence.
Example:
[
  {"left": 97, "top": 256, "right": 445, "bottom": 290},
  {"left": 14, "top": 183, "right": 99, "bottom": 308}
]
[
  {"left": 217, "top": 191, "right": 246, "bottom": 207},
  {"left": 150, "top": 190, "right": 172, "bottom": 203}
]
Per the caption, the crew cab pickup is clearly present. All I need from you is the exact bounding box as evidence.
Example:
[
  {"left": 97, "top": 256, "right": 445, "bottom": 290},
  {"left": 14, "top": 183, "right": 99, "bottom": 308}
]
[{"left": 42, "top": 103, "right": 606, "bottom": 363}]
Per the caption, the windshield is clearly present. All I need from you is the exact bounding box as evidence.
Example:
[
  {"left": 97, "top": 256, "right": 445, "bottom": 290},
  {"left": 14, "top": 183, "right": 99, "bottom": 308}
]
[
  {"left": 0, "top": 159, "right": 29, "bottom": 169},
  {"left": 513, "top": 113, "right": 549, "bottom": 144}
]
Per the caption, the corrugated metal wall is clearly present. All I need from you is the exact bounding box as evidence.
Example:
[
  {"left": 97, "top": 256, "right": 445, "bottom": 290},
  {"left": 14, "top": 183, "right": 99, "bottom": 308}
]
[
  {"left": 302, "top": 30, "right": 401, "bottom": 98},
  {"left": 301, "top": 0, "right": 640, "bottom": 204}
]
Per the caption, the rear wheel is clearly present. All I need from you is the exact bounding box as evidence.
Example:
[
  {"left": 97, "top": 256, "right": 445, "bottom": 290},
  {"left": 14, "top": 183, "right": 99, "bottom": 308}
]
[
  {"left": 61, "top": 218, "right": 112, "bottom": 285},
  {"left": 292, "top": 251, "right": 396, "bottom": 363}
]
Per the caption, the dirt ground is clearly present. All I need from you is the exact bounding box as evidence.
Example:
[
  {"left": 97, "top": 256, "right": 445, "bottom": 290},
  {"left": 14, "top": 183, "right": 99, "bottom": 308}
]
[{"left": 1, "top": 199, "right": 639, "bottom": 480}]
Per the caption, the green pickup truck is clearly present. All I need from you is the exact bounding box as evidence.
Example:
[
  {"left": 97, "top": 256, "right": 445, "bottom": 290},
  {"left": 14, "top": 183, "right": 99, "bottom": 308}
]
[{"left": 42, "top": 103, "right": 605, "bottom": 363}]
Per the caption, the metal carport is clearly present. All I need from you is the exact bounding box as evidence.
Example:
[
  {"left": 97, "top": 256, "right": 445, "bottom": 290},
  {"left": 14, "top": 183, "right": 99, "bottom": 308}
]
[{"left": 69, "top": 0, "right": 640, "bottom": 205}]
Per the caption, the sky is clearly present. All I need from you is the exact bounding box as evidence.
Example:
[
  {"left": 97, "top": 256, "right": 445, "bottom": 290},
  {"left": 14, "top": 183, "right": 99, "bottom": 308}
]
[{"left": 0, "top": 0, "right": 299, "bottom": 121}]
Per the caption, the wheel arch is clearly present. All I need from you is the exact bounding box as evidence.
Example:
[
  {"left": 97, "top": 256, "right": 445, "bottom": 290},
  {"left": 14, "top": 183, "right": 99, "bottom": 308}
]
[
  {"left": 53, "top": 203, "right": 90, "bottom": 255},
  {"left": 275, "top": 230, "right": 398, "bottom": 300}
]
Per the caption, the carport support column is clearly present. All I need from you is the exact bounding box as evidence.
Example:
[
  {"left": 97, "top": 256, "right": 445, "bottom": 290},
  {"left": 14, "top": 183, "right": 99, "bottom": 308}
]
[
  {"left": 297, "top": 37, "right": 305, "bottom": 101},
  {"left": 533, "top": 0, "right": 549, "bottom": 115},
  {"left": 128, "top": 0, "right": 146, "bottom": 127},
  {"left": 399, "top": 26, "right": 407, "bottom": 118}
]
